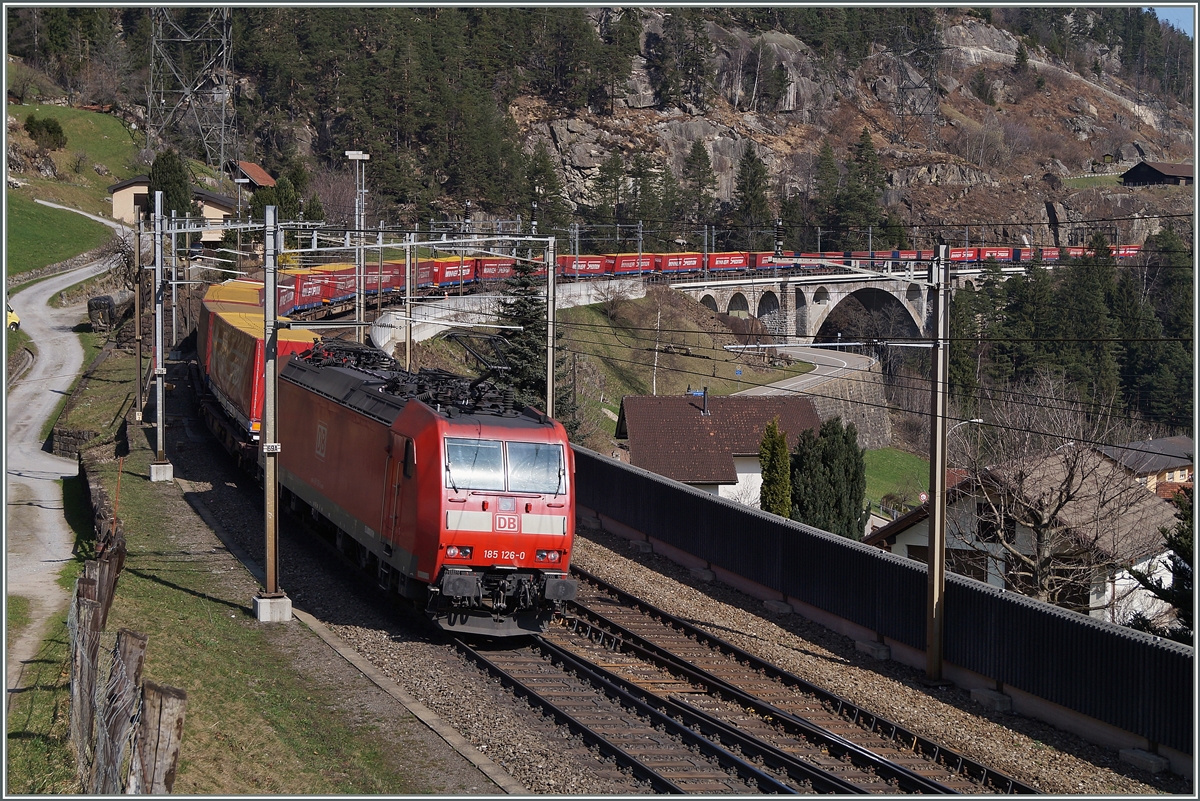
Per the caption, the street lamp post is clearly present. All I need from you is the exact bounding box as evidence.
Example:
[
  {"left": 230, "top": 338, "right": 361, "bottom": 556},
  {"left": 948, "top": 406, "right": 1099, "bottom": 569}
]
[
  {"left": 234, "top": 177, "right": 249, "bottom": 272},
  {"left": 345, "top": 150, "right": 370, "bottom": 343}
]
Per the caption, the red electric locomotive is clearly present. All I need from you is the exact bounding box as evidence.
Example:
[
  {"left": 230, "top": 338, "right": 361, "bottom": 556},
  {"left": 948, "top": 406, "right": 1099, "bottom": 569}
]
[{"left": 277, "top": 339, "right": 578, "bottom": 635}]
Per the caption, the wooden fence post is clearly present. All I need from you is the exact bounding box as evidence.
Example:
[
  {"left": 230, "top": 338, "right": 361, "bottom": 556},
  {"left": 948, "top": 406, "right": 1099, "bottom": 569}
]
[
  {"left": 95, "top": 541, "right": 127, "bottom": 630},
  {"left": 70, "top": 593, "right": 102, "bottom": 780},
  {"left": 129, "top": 681, "right": 188, "bottom": 794},
  {"left": 90, "top": 629, "right": 148, "bottom": 794}
]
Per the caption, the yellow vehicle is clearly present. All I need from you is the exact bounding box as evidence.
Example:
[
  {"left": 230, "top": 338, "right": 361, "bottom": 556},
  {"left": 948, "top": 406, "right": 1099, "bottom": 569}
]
[{"left": 6, "top": 302, "right": 18, "bottom": 332}]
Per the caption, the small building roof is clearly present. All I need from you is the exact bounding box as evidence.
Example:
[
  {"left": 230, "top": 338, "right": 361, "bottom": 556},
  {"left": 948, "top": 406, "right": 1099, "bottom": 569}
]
[
  {"left": 1137, "top": 161, "right": 1194, "bottom": 178},
  {"left": 1099, "top": 435, "right": 1193, "bottom": 476},
  {"left": 193, "top": 188, "right": 237, "bottom": 212},
  {"left": 236, "top": 161, "right": 276, "bottom": 189},
  {"left": 615, "top": 394, "right": 821, "bottom": 485},
  {"left": 106, "top": 175, "right": 150, "bottom": 194}
]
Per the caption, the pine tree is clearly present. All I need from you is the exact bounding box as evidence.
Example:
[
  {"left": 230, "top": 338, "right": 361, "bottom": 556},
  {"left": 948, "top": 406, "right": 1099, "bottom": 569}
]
[
  {"left": 731, "top": 143, "right": 770, "bottom": 250},
  {"left": 1128, "top": 487, "right": 1193, "bottom": 645},
  {"left": 147, "top": 149, "right": 193, "bottom": 217},
  {"left": 682, "top": 140, "right": 717, "bottom": 222},
  {"left": 496, "top": 256, "right": 549, "bottom": 410},
  {"left": 1014, "top": 41, "right": 1030, "bottom": 72},
  {"left": 790, "top": 418, "right": 868, "bottom": 540},
  {"left": 758, "top": 418, "right": 791, "bottom": 515}
]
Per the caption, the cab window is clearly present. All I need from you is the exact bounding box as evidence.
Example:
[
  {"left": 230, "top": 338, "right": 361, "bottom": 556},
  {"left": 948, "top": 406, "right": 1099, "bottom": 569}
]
[
  {"left": 507, "top": 442, "right": 564, "bottom": 494},
  {"left": 444, "top": 438, "right": 504, "bottom": 491}
]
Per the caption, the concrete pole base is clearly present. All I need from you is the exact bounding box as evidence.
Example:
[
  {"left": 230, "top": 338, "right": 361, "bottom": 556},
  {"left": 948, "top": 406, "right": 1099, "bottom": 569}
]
[
  {"left": 253, "top": 594, "right": 293, "bottom": 623},
  {"left": 149, "top": 461, "right": 174, "bottom": 482}
]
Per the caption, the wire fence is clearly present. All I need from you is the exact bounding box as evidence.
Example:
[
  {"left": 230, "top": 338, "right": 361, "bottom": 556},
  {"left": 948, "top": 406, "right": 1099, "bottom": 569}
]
[{"left": 67, "top": 461, "right": 188, "bottom": 793}]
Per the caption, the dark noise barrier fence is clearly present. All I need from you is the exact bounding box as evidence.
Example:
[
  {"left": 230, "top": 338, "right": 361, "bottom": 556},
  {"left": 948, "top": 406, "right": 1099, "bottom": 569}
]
[{"left": 573, "top": 447, "right": 1193, "bottom": 757}]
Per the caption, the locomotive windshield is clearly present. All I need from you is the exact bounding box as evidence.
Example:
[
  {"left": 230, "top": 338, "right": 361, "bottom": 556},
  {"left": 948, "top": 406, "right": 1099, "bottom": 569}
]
[
  {"left": 507, "top": 442, "right": 565, "bottom": 494},
  {"left": 444, "top": 438, "right": 565, "bottom": 494},
  {"left": 444, "top": 438, "right": 505, "bottom": 491}
]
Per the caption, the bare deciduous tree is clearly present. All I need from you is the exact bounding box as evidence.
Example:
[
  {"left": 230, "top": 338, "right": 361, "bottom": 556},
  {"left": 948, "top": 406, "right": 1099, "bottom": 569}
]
[
  {"left": 594, "top": 279, "right": 630, "bottom": 321},
  {"left": 948, "top": 372, "right": 1175, "bottom": 614}
]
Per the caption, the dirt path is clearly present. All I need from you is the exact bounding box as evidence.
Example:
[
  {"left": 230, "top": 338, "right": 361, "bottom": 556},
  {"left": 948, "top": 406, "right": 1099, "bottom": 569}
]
[{"left": 6, "top": 256, "right": 116, "bottom": 696}]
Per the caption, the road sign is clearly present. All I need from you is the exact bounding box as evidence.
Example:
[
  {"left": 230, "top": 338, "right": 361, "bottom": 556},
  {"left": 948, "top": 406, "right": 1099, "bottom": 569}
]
[{"left": 735, "top": 369, "right": 742, "bottom": 376}]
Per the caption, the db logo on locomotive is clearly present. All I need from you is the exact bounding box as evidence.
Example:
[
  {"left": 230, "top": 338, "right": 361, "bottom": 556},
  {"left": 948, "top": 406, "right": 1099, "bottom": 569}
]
[{"left": 494, "top": 514, "right": 519, "bottom": 532}]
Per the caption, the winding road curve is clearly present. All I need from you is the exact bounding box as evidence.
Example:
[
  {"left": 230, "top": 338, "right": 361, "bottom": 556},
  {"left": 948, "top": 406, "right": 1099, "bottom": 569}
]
[
  {"left": 6, "top": 205, "right": 129, "bottom": 696},
  {"left": 735, "top": 346, "right": 876, "bottom": 396}
]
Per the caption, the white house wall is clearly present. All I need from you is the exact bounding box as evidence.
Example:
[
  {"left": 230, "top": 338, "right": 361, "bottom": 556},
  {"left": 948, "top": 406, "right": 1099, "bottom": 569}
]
[{"left": 718, "top": 456, "right": 763, "bottom": 508}]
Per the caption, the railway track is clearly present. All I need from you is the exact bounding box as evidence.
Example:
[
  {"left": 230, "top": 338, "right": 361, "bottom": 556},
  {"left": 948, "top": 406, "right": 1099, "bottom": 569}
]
[{"left": 556, "top": 566, "right": 1039, "bottom": 795}]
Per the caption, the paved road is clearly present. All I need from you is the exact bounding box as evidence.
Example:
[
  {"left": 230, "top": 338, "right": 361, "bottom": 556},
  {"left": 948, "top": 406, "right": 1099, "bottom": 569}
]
[
  {"left": 735, "top": 346, "right": 876, "bottom": 396},
  {"left": 6, "top": 206, "right": 127, "bottom": 696}
]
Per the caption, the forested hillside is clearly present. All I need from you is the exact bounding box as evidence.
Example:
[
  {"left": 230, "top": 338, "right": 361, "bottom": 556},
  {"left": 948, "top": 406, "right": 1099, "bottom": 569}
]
[
  {"left": 5, "top": 7, "right": 1193, "bottom": 432},
  {"left": 6, "top": 7, "right": 1192, "bottom": 242}
]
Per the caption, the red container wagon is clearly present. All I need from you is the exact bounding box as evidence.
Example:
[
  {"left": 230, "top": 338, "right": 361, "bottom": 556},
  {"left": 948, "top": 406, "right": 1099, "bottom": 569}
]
[
  {"left": 606, "top": 253, "right": 653, "bottom": 275},
  {"left": 203, "top": 309, "right": 317, "bottom": 443},
  {"left": 1064, "top": 246, "right": 1088, "bottom": 259},
  {"left": 556, "top": 254, "right": 606, "bottom": 278},
  {"left": 477, "top": 256, "right": 517, "bottom": 282},
  {"left": 706, "top": 251, "right": 750, "bottom": 272},
  {"left": 376, "top": 260, "right": 406, "bottom": 294},
  {"left": 1038, "top": 247, "right": 1061, "bottom": 262},
  {"left": 282, "top": 268, "right": 332, "bottom": 311},
  {"left": 1116, "top": 245, "right": 1141, "bottom": 258},
  {"left": 655, "top": 252, "right": 703, "bottom": 274},
  {"left": 277, "top": 342, "right": 578, "bottom": 635},
  {"left": 312, "top": 263, "right": 357, "bottom": 303},
  {"left": 431, "top": 255, "right": 476, "bottom": 288},
  {"left": 948, "top": 247, "right": 978, "bottom": 262},
  {"left": 978, "top": 247, "right": 1013, "bottom": 262},
  {"left": 745, "top": 251, "right": 795, "bottom": 269}
]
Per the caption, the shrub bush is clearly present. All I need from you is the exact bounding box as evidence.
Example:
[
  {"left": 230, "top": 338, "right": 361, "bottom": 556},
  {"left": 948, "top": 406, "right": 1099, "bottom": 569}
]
[{"left": 24, "top": 114, "right": 67, "bottom": 151}]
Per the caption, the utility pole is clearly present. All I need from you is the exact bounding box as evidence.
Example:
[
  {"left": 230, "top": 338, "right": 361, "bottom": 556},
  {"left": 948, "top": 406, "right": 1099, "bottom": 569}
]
[
  {"left": 234, "top": 177, "right": 249, "bottom": 272},
  {"left": 254, "top": 205, "right": 291, "bottom": 623},
  {"left": 346, "top": 150, "right": 369, "bottom": 343},
  {"left": 134, "top": 219, "right": 143, "bottom": 423},
  {"left": 404, "top": 232, "right": 413, "bottom": 372},
  {"left": 544, "top": 237, "right": 556, "bottom": 419},
  {"left": 170, "top": 209, "right": 177, "bottom": 348},
  {"left": 925, "top": 244, "right": 951, "bottom": 683},
  {"left": 149, "top": 192, "right": 172, "bottom": 482},
  {"left": 637, "top": 220, "right": 643, "bottom": 273}
]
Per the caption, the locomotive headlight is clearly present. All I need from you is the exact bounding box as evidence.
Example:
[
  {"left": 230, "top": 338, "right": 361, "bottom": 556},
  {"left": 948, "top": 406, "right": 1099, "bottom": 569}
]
[
  {"left": 446, "top": 546, "right": 473, "bottom": 559},
  {"left": 535, "top": 550, "right": 561, "bottom": 563}
]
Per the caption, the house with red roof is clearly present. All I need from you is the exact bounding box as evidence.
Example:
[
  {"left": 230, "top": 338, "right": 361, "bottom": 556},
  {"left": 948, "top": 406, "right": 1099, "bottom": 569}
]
[{"left": 614, "top": 391, "right": 821, "bottom": 506}]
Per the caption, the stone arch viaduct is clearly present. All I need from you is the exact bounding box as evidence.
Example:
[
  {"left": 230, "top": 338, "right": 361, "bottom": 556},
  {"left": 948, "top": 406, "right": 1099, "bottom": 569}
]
[{"left": 673, "top": 273, "right": 942, "bottom": 343}]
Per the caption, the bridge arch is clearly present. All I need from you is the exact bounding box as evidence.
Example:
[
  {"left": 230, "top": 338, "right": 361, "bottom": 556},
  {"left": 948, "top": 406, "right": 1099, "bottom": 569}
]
[
  {"left": 811, "top": 286, "right": 924, "bottom": 342},
  {"left": 756, "top": 291, "right": 782, "bottom": 334},
  {"left": 699, "top": 294, "right": 718, "bottom": 313},
  {"left": 794, "top": 288, "right": 807, "bottom": 337},
  {"left": 727, "top": 292, "right": 750, "bottom": 318}
]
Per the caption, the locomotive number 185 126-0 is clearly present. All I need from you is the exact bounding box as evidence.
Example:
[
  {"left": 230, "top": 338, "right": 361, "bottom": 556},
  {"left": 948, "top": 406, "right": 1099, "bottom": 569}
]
[{"left": 483, "top": 550, "right": 525, "bottom": 561}]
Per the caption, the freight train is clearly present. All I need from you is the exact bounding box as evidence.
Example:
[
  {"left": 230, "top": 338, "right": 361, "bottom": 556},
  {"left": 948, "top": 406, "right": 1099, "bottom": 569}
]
[
  {"left": 195, "top": 283, "right": 578, "bottom": 635},
  {"left": 211, "top": 244, "right": 1145, "bottom": 320}
]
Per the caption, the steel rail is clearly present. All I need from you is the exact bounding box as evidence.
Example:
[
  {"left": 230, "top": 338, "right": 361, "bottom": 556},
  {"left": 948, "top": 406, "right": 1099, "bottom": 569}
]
[
  {"left": 559, "top": 607, "right": 952, "bottom": 794},
  {"left": 538, "top": 630, "right": 873, "bottom": 794},
  {"left": 454, "top": 638, "right": 687, "bottom": 794},
  {"left": 571, "top": 565, "right": 1039, "bottom": 795},
  {"left": 529, "top": 636, "right": 802, "bottom": 794}
]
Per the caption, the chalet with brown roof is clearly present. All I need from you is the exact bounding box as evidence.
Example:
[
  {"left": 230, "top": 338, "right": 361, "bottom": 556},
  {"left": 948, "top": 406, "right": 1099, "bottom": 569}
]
[
  {"left": 615, "top": 392, "right": 820, "bottom": 504},
  {"left": 1120, "top": 160, "right": 1193, "bottom": 186},
  {"left": 233, "top": 160, "right": 276, "bottom": 190},
  {"left": 864, "top": 448, "right": 1180, "bottom": 624}
]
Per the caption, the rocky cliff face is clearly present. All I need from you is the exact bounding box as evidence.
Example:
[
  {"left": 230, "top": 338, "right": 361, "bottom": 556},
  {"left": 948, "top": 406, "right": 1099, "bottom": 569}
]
[{"left": 514, "top": 11, "right": 1192, "bottom": 246}]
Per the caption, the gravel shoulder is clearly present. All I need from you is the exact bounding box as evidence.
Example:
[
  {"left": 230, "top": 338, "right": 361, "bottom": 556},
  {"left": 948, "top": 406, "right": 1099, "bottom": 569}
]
[{"left": 61, "top": 341, "right": 1186, "bottom": 795}]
